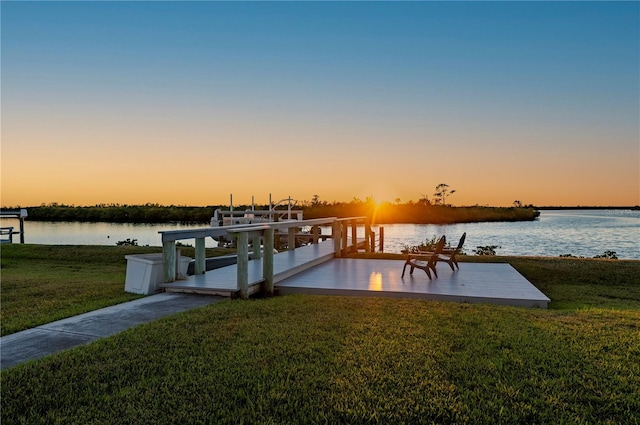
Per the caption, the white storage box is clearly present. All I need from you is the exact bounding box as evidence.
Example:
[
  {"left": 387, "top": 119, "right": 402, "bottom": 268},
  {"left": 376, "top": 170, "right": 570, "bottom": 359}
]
[{"left": 124, "top": 253, "right": 191, "bottom": 295}]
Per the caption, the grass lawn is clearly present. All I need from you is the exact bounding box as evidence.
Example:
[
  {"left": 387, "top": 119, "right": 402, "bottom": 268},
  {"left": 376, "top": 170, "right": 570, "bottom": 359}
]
[
  {"left": 1, "top": 245, "right": 639, "bottom": 424},
  {"left": 0, "top": 244, "right": 234, "bottom": 336}
]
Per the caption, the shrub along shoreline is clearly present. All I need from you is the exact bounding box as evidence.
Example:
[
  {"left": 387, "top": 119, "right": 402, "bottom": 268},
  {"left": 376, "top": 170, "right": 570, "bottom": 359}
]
[{"left": 1, "top": 245, "right": 638, "bottom": 424}]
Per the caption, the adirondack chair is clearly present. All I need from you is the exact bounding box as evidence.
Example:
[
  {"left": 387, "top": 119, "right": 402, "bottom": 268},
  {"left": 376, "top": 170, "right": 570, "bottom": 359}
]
[
  {"left": 436, "top": 232, "right": 466, "bottom": 271},
  {"left": 401, "top": 235, "right": 446, "bottom": 279}
]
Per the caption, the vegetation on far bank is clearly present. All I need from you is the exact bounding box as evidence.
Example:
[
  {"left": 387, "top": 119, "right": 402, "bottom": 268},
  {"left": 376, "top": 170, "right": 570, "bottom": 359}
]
[
  {"left": 2, "top": 201, "right": 540, "bottom": 224},
  {"left": 1, "top": 244, "right": 639, "bottom": 424}
]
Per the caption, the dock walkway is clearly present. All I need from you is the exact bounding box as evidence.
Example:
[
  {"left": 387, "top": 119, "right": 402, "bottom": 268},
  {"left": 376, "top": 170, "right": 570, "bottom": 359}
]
[{"left": 161, "top": 240, "right": 337, "bottom": 297}]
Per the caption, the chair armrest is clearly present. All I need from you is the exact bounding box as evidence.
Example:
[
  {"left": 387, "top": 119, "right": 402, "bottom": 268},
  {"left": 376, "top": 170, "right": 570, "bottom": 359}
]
[
  {"left": 413, "top": 250, "right": 436, "bottom": 255},
  {"left": 406, "top": 252, "right": 434, "bottom": 260}
]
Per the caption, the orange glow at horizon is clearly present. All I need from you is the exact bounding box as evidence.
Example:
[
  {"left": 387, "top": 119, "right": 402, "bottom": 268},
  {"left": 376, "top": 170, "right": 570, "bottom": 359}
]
[{"left": 2, "top": 155, "right": 638, "bottom": 208}]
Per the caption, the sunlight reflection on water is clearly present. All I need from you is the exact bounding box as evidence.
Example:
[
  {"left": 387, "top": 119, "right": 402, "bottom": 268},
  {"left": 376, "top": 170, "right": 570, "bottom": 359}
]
[{"left": 1, "top": 210, "right": 638, "bottom": 259}]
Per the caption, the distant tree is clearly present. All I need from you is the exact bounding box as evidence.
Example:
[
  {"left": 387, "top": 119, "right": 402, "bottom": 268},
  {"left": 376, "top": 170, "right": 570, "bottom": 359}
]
[
  {"left": 394, "top": 198, "right": 401, "bottom": 205},
  {"left": 434, "top": 183, "right": 456, "bottom": 206},
  {"left": 311, "top": 194, "right": 321, "bottom": 206},
  {"left": 418, "top": 193, "right": 431, "bottom": 206},
  {"left": 513, "top": 200, "right": 523, "bottom": 208}
]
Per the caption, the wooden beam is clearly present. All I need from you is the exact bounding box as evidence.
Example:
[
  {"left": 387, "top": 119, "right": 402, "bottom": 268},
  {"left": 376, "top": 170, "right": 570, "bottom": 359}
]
[
  {"left": 263, "top": 228, "right": 274, "bottom": 296},
  {"left": 237, "top": 232, "right": 249, "bottom": 299},
  {"left": 365, "top": 220, "right": 371, "bottom": 253},
  {"left": 288, "top": 227, "right": 296, "bottom": 251},
  {"left": 195, "top": 237, "right": 206, "bottom": 275},
  {"left": 333, "top": 221, "right": 341, "bottom": 257},
  {"left": 163, "top": 241, "right": 176, "bottom": 283},
  {"left": 351, "top": 219, "right": 357, "bottom": 253},
  {"left": 252, "top": 235, "right": 262, "bottom": 259},
  {"left": 341, "top": 223, "right": 348, "bottom": 255}
]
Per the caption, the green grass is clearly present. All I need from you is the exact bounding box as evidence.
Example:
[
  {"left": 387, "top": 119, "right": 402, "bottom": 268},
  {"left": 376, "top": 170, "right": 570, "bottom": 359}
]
[
  {"left": 486, "top": 256, "right": 640, "bottom": 311},
  {"left": 1, "top": 245, "right": 639, "bottom": 424},
  {"left": 0, "top": 244, "right": 234, "bottom": 336},
  {"left": 2, "top": 296, "right": 639, "bottom": 424}
]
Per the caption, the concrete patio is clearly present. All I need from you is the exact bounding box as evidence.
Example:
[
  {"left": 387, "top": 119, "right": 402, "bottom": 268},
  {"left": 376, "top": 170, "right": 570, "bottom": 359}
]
[{"left": 277, "top": 259, "right": 550, "bottom": 308}]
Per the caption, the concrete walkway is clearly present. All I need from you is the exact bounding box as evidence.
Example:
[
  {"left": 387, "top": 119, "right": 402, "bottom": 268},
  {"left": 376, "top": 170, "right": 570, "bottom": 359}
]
[{"left": 1, "top": 293, "right": 222, "bottom": 370}]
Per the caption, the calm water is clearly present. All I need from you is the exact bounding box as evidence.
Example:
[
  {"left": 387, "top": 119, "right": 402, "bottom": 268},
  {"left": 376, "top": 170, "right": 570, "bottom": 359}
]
[{"left": 2, "top": 210, "right": 639, "bottom": 259}]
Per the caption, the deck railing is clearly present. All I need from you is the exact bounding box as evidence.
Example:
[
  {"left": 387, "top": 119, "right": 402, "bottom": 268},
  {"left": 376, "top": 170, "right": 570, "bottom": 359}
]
[{"left": 159, "top": 216, "right": 370, "bottom": 298}]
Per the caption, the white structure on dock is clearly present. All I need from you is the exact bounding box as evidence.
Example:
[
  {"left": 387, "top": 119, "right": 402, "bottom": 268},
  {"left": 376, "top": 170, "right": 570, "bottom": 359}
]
[
  {"left": 210, "top": 194, "right": 303, "bottom": 227},
  {"left": 0, "top": 209, "right": 27, "bottom": 244}
]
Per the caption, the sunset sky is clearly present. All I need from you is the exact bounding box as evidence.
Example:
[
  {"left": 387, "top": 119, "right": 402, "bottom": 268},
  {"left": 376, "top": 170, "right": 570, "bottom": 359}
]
[{"left": 2, "top": 1, "right": 638, "bottom": 208}]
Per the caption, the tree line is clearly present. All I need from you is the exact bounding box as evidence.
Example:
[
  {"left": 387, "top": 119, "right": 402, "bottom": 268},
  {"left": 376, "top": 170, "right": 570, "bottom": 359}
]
[{"left": 6, "top": 201, "right": 539, "bottom": 224}]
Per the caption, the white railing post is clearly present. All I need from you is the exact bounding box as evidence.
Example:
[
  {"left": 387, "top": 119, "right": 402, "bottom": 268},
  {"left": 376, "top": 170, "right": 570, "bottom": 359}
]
[
  {"left": 195, "top": 237, "right": 206, "bottom": 275},
  {"left": 333, "top": 220, "right": 341, "bottom": 257},
  {"left": 163, "top": 241, "right": 176, "bottom": 283},
  {"left": 351, "top": 219, "right": 357, "bottom": 252},
  {"left": 341, "top": 221, "right": 348, "bottom": 255},
  {"left": 252, "top": 235, "right": 262, "bottom": 259},
  {"left": 288, "top": 227, "right": 296, "bottom": 251},
  {"left": 263, "top": 228, "right": 274, "bottom": 296},
  {"left": 365, "top": 220, "right": 372, "bottom": 253},
  {"left": 237, "top": 232, "right": 249, "bottom": 299}
]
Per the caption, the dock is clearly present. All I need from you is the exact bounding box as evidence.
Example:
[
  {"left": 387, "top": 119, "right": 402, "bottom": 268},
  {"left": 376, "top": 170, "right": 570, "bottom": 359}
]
[
  {"left": 162, "top": 254, "right": 549, "bottom": 308},
  {"left": 158, "top": 216, "right": 370, "bottom": 299},
  {"left": 154, "top": 215, "right": 549, "bottom": 307}
]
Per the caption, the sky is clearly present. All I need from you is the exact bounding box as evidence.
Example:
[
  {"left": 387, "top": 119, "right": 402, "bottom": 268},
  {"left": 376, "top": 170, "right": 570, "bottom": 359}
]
[{"left": 1, "top": 1, "right": 639, "bottom": 208}]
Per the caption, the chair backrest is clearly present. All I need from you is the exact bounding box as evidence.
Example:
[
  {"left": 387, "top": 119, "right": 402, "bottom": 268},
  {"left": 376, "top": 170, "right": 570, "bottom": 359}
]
[
  {"left": 427, "top": 236, "right": 447, "bottom": 266},
  {"left": 455, "top": 232, "right": 466, "bottom": 252},
  {"left": 433, "top": 235, "right": 446, "bottom": 255}
]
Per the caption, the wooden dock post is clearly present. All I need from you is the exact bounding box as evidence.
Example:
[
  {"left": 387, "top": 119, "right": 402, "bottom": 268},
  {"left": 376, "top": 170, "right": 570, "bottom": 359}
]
[
  {"left": 19, "top": 213, "right": 25, "bottom": 244},
  {"left": 351, "top": 219, "right": 357, "bottom": 253},
  {"left": 163, "top": 241, "right": 176, "bottom": 283},
  {"left": 263, "top": 228, "right": 274, "bottom": 296},
  {"left": 379, "top": 227, "right": 384, "bottom": 252},
  {"left": 252, "top": 235, "right": 262, "bottom": 259},
  {"left": 341, "top": 222, "right": 348, "bottom": 256},
  {"left": 333, "top": 221, "right": 342, "bottom": 257},
  {"left": 237, "top": 232, "right": 249, "bottom": 299},
  {"left": 288, "top": 227, "right": 296, "bottom": 251},
  {"left": 365, "top": 220, "right": 371, "bottom": 253},
  {"left": 195, "top": 237, "right": 206, "bottom": 275}
]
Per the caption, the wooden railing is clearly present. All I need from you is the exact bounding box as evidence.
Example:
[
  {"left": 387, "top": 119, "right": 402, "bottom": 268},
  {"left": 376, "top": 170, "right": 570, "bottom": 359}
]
[{"left": 159, "top": 216, "right": 370, "bottom": 299}]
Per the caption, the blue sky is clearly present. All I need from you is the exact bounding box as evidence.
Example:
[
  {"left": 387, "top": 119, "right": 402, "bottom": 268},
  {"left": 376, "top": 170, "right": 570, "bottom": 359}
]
[{"left": 2, "top": 1, "right": 638, "bottom": 207}]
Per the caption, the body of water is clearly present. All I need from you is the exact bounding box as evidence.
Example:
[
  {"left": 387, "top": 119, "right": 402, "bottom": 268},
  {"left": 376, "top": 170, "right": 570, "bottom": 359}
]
[{"left": 2, "top": 210, "right": 638, "bottom": 259}]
